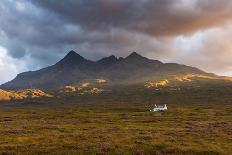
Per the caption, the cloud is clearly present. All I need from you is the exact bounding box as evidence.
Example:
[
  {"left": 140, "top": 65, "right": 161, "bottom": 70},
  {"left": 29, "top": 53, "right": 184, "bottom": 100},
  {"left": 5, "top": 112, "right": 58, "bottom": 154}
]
[
  {"left": 0, "top": 46, "right": 27, "bottom": 84},
  {"left": 172, "top": 26, "right": 232, "bottom": 74},
  {"left": 0, "top": 0, "right": 232, "bottom": 84},
  {"left": 31, "top": 0, "right": 232, "bottom": 36}
]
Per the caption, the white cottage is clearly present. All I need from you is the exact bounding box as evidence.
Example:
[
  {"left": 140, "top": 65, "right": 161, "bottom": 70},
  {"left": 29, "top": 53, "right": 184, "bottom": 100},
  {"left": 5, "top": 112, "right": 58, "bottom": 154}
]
[{"left": 150, "top": 104, "right": 167, "bottom": 112}]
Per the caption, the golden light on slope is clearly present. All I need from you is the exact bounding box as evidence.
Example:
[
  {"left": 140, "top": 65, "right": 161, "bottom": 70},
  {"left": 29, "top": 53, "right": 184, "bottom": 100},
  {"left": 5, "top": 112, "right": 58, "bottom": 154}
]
[
  {"left": 90, "top": 88, "right": 104, "bottom": 94},
  {"left": 80, "top": 83, "right": 90, "bottom": 88},
  {"left": 0, "top": 89, "right": 52, "bottom": 101},
  {"left": 175, "top": 74, "right": 218, "bottom": 82},
  {"left": 96, "top": 79, "right": 107, "bottom": 83},
  {"left": 0, "top": 89, "right": 12, "bottom": 100},
  {"left": 60, "top": 81, "right": 105, "bottom": 95},
  {"left": 60, "top": 86, "right": 76, "bottom": 93},
  {"left": 144, "top": 73, "right": 232, "bottom": 89},
  {"left": 145, "top": 80, "right": 169, "bottom": 88}
]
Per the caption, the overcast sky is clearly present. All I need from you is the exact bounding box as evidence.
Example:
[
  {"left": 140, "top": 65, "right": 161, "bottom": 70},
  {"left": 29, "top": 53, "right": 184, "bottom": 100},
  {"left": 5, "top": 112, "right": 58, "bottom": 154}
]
[{"left": 1, "top": 0, "right": 232, "bottom": 84}]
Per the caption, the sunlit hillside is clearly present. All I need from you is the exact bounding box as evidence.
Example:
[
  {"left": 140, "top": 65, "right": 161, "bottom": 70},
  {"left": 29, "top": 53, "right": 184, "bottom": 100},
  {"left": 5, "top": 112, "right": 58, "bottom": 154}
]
[{"left": 0, "top": 89, "right": 52, "bottom": 101}]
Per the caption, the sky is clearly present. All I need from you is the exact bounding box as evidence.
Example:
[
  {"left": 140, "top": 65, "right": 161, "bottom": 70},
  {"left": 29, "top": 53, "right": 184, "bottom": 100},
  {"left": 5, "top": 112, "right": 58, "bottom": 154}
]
[{"left": 0, "top": 0, "right": 232, "bottom": 84}]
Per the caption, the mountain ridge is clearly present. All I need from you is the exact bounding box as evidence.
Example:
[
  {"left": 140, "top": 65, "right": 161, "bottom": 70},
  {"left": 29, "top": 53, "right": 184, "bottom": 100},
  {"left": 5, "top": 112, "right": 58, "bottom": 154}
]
[{"left": 0, "top": 50, "right": 218, "bottom": 90}]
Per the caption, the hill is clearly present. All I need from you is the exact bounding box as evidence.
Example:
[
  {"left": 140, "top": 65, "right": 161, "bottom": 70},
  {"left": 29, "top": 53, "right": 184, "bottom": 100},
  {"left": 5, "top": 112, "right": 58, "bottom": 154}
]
[
  {"left": 0, "top": 89, "right": 52, "bottom": 101},
  {"left": 0, "top": 50, "right": 227, "bottom": 90}
]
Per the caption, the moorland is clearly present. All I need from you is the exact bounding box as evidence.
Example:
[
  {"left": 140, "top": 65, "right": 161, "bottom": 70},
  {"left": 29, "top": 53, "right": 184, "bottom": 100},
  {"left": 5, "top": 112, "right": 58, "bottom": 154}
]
[{"left": 0, "top": 83, "right": 232, "bottom": 155}]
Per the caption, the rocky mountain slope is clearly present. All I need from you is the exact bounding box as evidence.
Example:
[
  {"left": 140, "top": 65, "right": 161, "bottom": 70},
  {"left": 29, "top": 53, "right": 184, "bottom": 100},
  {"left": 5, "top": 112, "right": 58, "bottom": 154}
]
[{"left": 0, "top": 50, "right": 221, "bottom": 90}]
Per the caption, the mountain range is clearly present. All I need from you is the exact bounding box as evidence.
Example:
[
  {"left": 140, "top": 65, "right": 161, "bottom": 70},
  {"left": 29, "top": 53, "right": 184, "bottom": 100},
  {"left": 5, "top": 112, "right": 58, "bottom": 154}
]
[{"left": 0, "top": 51, "right": 222, "bottom": 90}]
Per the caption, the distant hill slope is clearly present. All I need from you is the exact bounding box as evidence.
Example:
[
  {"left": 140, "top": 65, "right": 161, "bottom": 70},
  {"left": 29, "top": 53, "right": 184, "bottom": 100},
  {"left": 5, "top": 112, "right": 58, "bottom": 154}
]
[
  {"left": 0, "top": 89, "right": 52, "bottom": 101},
  {"left": 0, "top": 50, "right": 219, "bottom": 90}
]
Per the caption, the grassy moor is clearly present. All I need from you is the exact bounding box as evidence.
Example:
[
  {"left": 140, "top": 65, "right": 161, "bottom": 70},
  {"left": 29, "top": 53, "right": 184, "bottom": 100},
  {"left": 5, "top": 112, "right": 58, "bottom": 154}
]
[{"left": 0, "top": 84, "right": 232, "bottom": 155}]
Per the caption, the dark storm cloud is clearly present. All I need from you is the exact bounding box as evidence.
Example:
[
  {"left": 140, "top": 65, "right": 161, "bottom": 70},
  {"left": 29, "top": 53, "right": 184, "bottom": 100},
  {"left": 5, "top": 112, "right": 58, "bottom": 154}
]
[
  {"left": 1, "top": 0, "right": 174, "bottom": 62},
  {"left": 2, "top": 0, "right": 232, "bottom": 58},
  {"left": 0, "top": 0, "right": 232, "bottom": 84},
  {"left": 31, "top": 0, "right": 232, "bottom": 36}
]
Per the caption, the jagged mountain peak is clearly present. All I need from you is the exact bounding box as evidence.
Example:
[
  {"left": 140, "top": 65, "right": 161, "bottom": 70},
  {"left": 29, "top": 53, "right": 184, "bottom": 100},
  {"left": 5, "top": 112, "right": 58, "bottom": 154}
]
[
  {"left": 67, "top": 50, "right": 77, "bottom": 55},
  {"left": 101, "top": 55, "right": 117, "bottom": 60},
  {"left": 108, "top": 55, "right": 117, "bottom": 59},
  {"left": 57, "top": 50, "right": 87, "bottom": 66},
  {"left": 0, "top": 50, "right": 213, "bottom": 90},
  {"left": 126, "top": 52, "right": 146, "bottom": 60},
  {"left": 64, "top": 50, "right": 85, "bottom": 60},
  {"left": 97, "top": 55, "right": 118, "bottom": 65}
]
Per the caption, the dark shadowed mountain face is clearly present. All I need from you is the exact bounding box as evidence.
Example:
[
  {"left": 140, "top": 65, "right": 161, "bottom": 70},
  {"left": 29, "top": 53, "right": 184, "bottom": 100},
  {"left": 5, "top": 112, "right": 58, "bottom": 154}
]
[{"left": 1, "top": 51, "right": 209, "bottom": 90}]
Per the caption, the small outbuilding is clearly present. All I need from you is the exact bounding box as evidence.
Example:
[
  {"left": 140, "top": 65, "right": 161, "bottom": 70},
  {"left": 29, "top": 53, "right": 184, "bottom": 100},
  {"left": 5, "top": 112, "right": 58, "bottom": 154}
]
[{"left": 150, "top": 104, "right": 167, "bottom": 112}]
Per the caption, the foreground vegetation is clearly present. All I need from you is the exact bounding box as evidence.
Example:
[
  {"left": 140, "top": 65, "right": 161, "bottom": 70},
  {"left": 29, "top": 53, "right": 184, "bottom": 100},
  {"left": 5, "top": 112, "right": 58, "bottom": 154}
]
[{"left": 0, "top": 84, "right": 232, "bottom": 155}]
